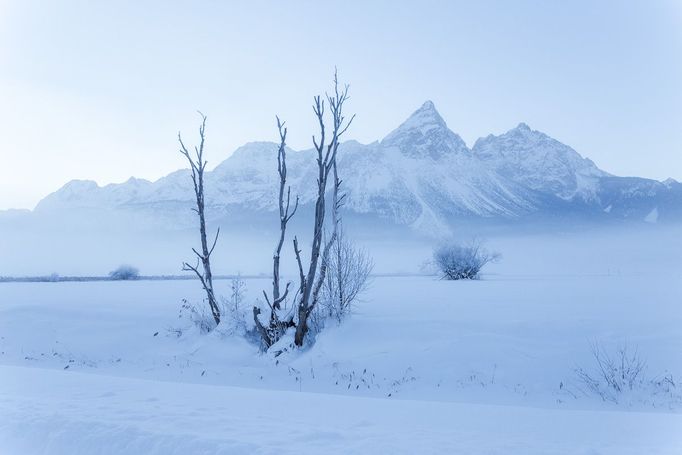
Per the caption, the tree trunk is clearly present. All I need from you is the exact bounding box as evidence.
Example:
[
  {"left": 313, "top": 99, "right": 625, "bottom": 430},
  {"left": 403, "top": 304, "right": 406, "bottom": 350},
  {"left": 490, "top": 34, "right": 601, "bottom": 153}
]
[{"left": 293, "top": 71, "right": 354, "bottom": 346}]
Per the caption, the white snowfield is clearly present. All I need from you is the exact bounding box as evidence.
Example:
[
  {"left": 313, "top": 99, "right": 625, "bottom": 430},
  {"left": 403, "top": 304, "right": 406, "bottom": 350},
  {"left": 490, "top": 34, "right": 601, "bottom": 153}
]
[
  {"left": 2, "top": 365, "right": 681, "bottom": 455},
  {"left": 0, "top": 230, "right": 681, "bottom": 453}
]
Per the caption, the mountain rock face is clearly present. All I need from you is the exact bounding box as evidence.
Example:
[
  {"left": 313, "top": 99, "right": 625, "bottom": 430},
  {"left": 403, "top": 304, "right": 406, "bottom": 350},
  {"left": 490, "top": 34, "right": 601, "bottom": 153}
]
[
  {"left": 381, "top": 101, "right": 469, "bottom": 159},
  {"left": 33, "top": 102, "right": 681, "bottom": 235},
  {"left": 473, "top": 123, "right": 607, "bottom": 201}
]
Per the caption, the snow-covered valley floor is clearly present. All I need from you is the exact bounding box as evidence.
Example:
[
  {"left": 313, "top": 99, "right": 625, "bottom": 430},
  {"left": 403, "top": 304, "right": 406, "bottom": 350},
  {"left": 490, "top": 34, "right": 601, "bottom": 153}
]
[
  {"left": 1, "top": 233, "right": 681, "bottom": 454},
  {"left": 3, "top": 364, "right": 681, "bottom": 455}
]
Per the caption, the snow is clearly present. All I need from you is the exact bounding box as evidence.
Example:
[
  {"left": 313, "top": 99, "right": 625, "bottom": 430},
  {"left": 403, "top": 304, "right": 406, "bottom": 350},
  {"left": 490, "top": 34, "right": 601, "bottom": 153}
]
[
  {"left": 2, "top": 98, "right": 681, "bottom": 452},
  {"left": 472, "top": 122, "right": 607, "bottom": 200},
  {"left": 381, "top": 100, "right": 468, "bottom": 156},
  {"left": 2, "top": 365, "right": 681, "bottom": 455},
  {"left": 23, "top": 101, "right": 682, "bottom": 235},
  {"left": 645, "top": 207, "right": 659, "bottom": 223},
  {"left": 1, "top": 229, "right": 681, "bottom": 453}
]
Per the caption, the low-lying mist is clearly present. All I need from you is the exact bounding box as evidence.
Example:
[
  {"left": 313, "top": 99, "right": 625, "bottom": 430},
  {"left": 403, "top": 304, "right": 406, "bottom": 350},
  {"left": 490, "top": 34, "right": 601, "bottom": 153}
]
[{"left": 1, "top": 210, "right": 679, "bottom": 280}]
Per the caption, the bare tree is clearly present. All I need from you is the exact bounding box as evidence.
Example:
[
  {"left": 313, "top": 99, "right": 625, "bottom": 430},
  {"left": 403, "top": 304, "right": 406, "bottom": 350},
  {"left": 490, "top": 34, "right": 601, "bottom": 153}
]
[
  {"left": 293, "top": 71, "right": 354, "bottom": 346},
  {"left": 253, "top": 118, "right": 298, "bottom": 347},
  {"left": 179, "top": 113, "right": 221, "bottom": 327},
  {"left": 251, "top": 71, "right": 355, "bottom": 349}
]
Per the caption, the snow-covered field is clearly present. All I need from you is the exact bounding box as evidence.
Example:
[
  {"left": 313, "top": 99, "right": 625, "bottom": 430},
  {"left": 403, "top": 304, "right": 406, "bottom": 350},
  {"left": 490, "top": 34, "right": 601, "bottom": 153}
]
[
  {"left": 3, "top": 365, "right": 681, "bottom": 455},
  {"left": 1, "top": 229, "right": 681, "bottom": 453}
]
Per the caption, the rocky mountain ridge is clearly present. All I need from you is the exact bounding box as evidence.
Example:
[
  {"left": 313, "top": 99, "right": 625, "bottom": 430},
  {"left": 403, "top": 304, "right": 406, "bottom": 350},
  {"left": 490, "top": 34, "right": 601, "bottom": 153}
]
[{"left": 31, "top": 101, "right": 682, "bottom": 234}]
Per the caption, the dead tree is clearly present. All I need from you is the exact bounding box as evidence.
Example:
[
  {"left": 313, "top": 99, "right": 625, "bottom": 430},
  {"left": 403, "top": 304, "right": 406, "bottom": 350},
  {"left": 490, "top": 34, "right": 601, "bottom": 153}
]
[
  {"left": 293, "top": 71, "right": 354, "bottom": 346},
  {"left": 179, "top": 113, "right": 221, "bottom": 327},
  {"left": 253, "top": 117, "right": 298, "bottom": 347},
  {"left": 307, "top": 160, "right": 343, "bottom": 327}
]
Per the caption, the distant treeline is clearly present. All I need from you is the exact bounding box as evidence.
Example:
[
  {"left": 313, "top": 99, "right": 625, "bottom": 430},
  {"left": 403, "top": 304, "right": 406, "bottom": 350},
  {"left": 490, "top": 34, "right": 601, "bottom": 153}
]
[
  {"left": 0, "top": 274, "right": 266, "bottom": 283},
  {"left": 0, "top": 272, "right": 425, "bottom": 283}
]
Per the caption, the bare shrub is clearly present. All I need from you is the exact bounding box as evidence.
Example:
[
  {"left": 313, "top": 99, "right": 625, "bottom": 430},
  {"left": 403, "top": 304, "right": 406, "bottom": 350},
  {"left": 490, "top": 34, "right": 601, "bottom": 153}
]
[
  {"left": 177, "top": 276, "right": 250, "bottom": 337},
  {"left": 572, "top": 342, "right": 680, "bottom": 408},
  {"left": 178, "top": 298, "right": 214, "bottom": 334},
  {"left": 221, "top": 275, "right": 248, "bottom": 336},
  {"left": 109, "top": 265, "right": 140, "bottom": 280},
  {"left": 574, "top": 342, "right": 646, "bottom": 403},
  {"left": 433, "top": 239, "right": 499, "bottom": 280},
  {"left": 319, "top": 231, "right": 373, "bottom": 323}
]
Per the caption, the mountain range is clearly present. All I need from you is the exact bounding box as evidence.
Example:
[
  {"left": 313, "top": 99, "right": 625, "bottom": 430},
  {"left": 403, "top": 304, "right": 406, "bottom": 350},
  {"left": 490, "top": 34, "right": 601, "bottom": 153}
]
[{"left": 28, "top": 101, "right": 682, "bottom": 235}]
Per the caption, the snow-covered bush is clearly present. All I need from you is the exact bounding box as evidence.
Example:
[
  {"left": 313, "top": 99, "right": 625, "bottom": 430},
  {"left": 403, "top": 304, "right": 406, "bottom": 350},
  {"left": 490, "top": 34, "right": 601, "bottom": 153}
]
[
  {"left": 319, "top": 232, "right": 373, "bottom": 324},
  {"left": 178, "top": 298, "right": 215, "bottom": 334},
  {"left": 176, "top": 276, "right": 252, "bottom": 338},
  {"left": 108, "top": 265, "right": 140, "bottom": 280},
  {"left": 433, "top": 240, "right": 499, "bottom": 280},
  {"left": 220, "top": 275, "right": 249, "bottom": 336},
  {"left": 572, "top": 342, "right": 680, "bottom": 407}
]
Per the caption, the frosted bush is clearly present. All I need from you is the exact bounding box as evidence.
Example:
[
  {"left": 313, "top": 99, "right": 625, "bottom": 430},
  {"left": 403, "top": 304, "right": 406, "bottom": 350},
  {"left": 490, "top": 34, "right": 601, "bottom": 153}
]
[
  {"left": 108, "top": 265, "right": 140, "bottom": 280},
  {"left": 319, "top": 233, "right": 373, "bottom": 323},
  {"left": 219, "top": 275, "right": 249, "bottom": 336},
  {"left": 433, "top": 240, "right": 499, "bottom": 280}
]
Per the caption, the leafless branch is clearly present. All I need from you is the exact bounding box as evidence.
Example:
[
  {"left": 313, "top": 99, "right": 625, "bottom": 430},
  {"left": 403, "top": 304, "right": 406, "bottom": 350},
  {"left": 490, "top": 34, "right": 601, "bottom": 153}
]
[
  {"left": 293, "top": 69, "right": 354, "bottom": 346},
  {"left": 254, "top": 115, "right": 301, "bottom": 347},
  {"left": 179, "top": 112, "right": 221, "bottom": 327}
]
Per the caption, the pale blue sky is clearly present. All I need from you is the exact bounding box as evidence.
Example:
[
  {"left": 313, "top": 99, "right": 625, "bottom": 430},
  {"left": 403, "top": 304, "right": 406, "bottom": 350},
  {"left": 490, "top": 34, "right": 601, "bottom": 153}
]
[{"left": 1, "top": 0, "right": 680, "bottom": 209}]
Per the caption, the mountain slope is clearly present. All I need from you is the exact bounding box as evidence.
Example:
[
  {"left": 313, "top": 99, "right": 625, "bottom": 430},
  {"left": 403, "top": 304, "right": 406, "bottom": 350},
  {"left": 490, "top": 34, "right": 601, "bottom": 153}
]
[
  {"left": 30, "top": 102, "right": 681, "bottom": 234},
  {"left": 473, "top": 123, "right": 607, "bottom": 201}
]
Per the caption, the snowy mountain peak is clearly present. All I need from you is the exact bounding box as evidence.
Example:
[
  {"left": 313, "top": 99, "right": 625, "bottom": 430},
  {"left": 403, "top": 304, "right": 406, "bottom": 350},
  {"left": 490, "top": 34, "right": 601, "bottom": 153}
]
[
  {"left": 386, "top": 100, "right": 447, "bottom": 134},
  {"left": 216, "top": 142, "right": 279, "bottom": 168},
  {"left": 63, "top": 179, "right": 100, "bottom": 191},
  {"left": 125, "top": 177, "right": 151, "bottom": 184},
  {"left": 27, "top": 106, "right": 682, "bottom": 231},
  {"left": 381, "top": 101, "right": 468, "bottom": 159},
  {"left": 473, "top": 124, "right": 607, "bottom": 200},
  {"left": 414, "top": 100, "right": 440, "bottom": 119}
]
